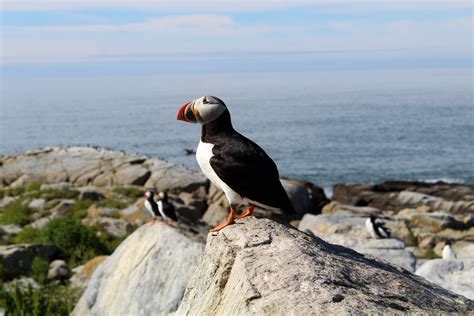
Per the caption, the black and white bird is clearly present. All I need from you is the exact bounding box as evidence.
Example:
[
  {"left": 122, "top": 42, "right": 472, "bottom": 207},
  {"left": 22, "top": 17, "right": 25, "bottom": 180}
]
[
  {"left": 144, "top": 190, "right": 178, "bottom": 225},
  {"left": 442, "top": 240, "right": 456, "bottom": 259},
  {"left": 177, "top": 96, "right": 295, "bottom": 232},
  {"left": 144, "top": 190, "right": 161, "bottom": 225},
  {"left": 365, "top": 214, "right": 391, "bottom": 239},
  {"left": 157, "top": 191, "right": 178, "bottom": 222}
]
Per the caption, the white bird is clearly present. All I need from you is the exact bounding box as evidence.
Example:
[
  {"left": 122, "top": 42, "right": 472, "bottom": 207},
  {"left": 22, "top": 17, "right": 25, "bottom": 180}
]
[
  {"left": 144, "top": 190, "right": 161, "bottom": 225},
  {"left": 365, "top": 215, "right": 390, "bottom": 239},
  {"left": 442, "top": 241, "right": 456, "bottom": 259}
]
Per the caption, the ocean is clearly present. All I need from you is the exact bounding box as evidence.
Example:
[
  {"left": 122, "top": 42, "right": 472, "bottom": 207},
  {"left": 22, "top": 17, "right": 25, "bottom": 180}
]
[{"left": 1, "top": 68, "right": 473, "bottom": 190}]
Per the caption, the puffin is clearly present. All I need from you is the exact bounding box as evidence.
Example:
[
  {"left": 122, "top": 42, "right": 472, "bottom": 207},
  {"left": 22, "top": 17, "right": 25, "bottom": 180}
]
[
  {"left": 365, "top": 214, "right": 391, "bottom": 239},
  {"left": 144, "top": 190, "right": 161, "bottom": 225},
  {"left": 442, "top": 240, "right": 456, "bottom": 259},
  {"left": 157, "top": 191, "right": 178, "bottom": 222},
  {"left": 144, "top": 190, "right": 178, "bottom": 225},
  {"left": 177, "top": 95, "right": 295, "bottom": 232}
]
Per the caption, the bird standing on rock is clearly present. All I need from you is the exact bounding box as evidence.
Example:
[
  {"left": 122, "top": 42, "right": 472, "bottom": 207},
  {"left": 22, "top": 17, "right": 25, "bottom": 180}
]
[
  {"left": 144, "top": 190, "right": 161, "bottom": 225},
  {"left": 365, "top": 214, "right": 391, "bottom": 239},
  {"left": 442, "top": 240, "right": 456, "bottom": 259},
  {"left": 144, "top": 190, "right": 178, "bottom": 225},
  {"left": 157, "top": 191, "right": 178, "bottom": 222},
  {"left": 177, "top": 96, "right": 295, "bottom": 232}
]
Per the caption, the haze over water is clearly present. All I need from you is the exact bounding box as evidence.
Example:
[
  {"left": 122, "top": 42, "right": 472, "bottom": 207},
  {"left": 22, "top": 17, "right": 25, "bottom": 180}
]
[{"left": 1, "top": 68, "right": 473, "bottom": 189}]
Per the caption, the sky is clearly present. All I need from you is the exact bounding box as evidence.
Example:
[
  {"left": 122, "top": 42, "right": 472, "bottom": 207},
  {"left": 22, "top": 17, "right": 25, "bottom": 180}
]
[{"left": 1, "top": 0, "right": 472, "bottom": 76}]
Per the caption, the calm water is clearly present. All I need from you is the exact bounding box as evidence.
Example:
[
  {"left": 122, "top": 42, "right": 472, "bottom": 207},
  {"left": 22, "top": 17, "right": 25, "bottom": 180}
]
[{"left": 1, "top": 68, "right": 473, "bottom": 190}]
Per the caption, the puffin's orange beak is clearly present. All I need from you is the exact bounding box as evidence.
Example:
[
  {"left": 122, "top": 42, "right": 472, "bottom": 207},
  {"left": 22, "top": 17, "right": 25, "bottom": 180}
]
[
  {"left": 177, "top": 102, "right": 189, "bottom": 121},
  {"left": 177, "top": 101, "right": 197, "bottom": 123}
]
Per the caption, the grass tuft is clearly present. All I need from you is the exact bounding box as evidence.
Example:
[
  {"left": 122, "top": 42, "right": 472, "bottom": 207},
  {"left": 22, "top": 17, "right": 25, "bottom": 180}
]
[
  {"left": 0, "top": 202, "right": 31, "bottom": 226},
  {"left": 113, "top": 187, "right": 144, "bottom": 199}
]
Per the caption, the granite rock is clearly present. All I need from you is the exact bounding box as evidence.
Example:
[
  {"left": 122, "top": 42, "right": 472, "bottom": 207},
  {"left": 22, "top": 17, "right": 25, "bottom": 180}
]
[
  {"left": 176, "top": 217, "right": 473, "bottom": 315},
  {"left": 72, "top": 223, "right": 205, "bottom": 316},
  {"left": 416, "top": 259, "right": 474, "bottom": 300}
]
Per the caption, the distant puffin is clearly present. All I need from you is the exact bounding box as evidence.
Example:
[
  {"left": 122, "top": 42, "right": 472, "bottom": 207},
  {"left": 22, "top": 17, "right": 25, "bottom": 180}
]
[
  {"left": 177, "top": 96, "right": 295, "bottom": 232},
  {"left": 144, "top": 190, "right": 162, "bottom": 225},
  {"left": 157, "top": 191, "right": 178, "bottom": 222},
  {"left": 144, "top": 190, "right": 178, "bottom": 225},
  {"left": 442, "top": 240, "right": 456, "bottom": 259},
  {"left": 365, "top": 214, "right": 391, "bottom": 239}
]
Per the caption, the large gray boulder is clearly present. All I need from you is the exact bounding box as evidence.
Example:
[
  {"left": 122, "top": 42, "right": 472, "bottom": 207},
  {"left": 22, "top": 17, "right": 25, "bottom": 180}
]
[
  {"left": 176, "top": 217, "right": 473, "bottom": 315},
  {"left": 416, "top": 259, "right": 474, "bottom": 300},
  {"left": 0, "top": 244, "right": 58, "bottom": 276},
  {"left": 83, "top": 217, "right": 133, "bottom": 238},
  {"left": 72, "top": 223, "right": 205, "bottom": 316},
  {"left": 280, "top": 178, "right": 329, "bottom": 215},
  {"left": 317, "top": 234, "right": 416, "bottom": 272},
  {"left": 299, "top": 214, "right": 417, "bottom": 271},
  {"left": 298, "top": 213, "right": 368, "bottom": 237}
]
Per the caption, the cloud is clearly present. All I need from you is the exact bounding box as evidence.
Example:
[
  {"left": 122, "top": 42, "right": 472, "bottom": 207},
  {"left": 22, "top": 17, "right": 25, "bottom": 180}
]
[
  {"left": 2, "top": 13, "right": 471, "bottom": 65},
  {"left": 2, "top": 0, "right": 472, "bottom": 12},
  {"left": 1, "top": 14, "right": 269, "bottom": 63},
  {"left": 7, "top": 15, "right": 235, "bottom": 33}
]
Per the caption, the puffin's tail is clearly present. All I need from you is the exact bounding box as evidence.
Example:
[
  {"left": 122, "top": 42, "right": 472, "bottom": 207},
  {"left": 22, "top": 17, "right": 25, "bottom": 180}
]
[{"left": 283, "top": 199, "right": 297, "bottom": 215}]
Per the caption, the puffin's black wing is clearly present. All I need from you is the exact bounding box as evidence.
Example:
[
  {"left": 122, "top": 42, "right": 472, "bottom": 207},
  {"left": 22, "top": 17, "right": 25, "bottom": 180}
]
[
  {"left": 209, "top": 133, "right": 295, "bottom": 214},
  {"left": 147, "top": 199, "right": 162, "bottom": 218},
  {"left": 375, "top": 221, "right": 391, "bottom": 238},
  {"left": 162, "top": 202, "right": 178, "bottom": 221}
]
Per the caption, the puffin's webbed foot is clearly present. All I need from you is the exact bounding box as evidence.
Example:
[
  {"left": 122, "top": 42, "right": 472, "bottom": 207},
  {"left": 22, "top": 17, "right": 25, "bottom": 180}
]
[
  {"left": 210, "top": 207, "right": 236, "bottom": 232},
  {"left": 235, "top": 205, "right": 256, "bottom": 220}
]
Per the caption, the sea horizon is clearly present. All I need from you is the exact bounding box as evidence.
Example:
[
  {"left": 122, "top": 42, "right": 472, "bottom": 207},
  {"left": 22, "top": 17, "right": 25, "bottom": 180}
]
[{"left": 2, "top": 67, "right": 473, "bottom": 189}]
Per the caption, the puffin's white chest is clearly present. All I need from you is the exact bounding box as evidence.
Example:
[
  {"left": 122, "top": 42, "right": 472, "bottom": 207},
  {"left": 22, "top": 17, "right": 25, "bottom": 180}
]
[
  {"left": 365, "top": 218, "right": 378, "bottom": 238},
  {"left": 157, "top": 200, "right": 168, "bottom": 219},
  {"left": 196, "top": 141, "right": 243, "bottom": 205},
  {"left": 144, "top": 200, "right": 153, "bottom": 217},
  {"left": 442, "top": 245, "right": 456, "bottom": 259}
]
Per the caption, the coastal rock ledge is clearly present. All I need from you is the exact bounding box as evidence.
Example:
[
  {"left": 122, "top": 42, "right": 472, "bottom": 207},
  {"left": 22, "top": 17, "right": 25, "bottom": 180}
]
[
  {"left": 176, "top": 217, "right": 473, "bottom": 315},
  {"left": 74, "top": 217, "right": 473, "bottom": 315}
]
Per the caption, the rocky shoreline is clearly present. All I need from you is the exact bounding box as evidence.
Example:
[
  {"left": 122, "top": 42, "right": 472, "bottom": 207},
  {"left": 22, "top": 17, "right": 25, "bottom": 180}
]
[{"left": 1, "top": 147, "right": 473, "bottom": 314}]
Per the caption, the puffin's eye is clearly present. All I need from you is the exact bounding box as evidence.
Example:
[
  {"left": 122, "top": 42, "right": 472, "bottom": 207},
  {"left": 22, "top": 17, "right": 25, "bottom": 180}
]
[{"left": 203, "top": 97, "right": 209, "bottom": 104}]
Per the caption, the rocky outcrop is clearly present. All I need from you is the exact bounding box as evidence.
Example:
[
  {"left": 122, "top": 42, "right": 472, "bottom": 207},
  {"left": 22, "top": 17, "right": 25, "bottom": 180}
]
[
  {"left": 0, "top": 147, "right": 208, "bottom": 193},
  {"left": 299, "top": 213, "right": 368, "bottom": 237},
  {"left": 332, "top": 181, "right": 474, "bottom": 214},
  {"left": 0, "top": 244, "right": 58, "bottom": 277},
  {"left": 83, "top": 217, "right": 133, "bottom": 238},
  {"left": 72, "top": 223, "right": 205, "bottom": 316},
  {"left": 280, "top": 178, "right": 330, "bottom": 215},
  {"left": 47, "top": 259, "right": 71, "bottom": 281},
  {"left": 70, "top": 256, "right": 108, "bottom": 289},
  {"left": 176, "top": 217, "right": 473, "bottom": 315},
  {"left": 416, "top": 259, "right": 474, "bottom": 300},
  {"left": 299, "top": 214, "right": 416, "bottom": 271},
  {"left": 317, "top": 234, "right": 416, "bottom": 272}
]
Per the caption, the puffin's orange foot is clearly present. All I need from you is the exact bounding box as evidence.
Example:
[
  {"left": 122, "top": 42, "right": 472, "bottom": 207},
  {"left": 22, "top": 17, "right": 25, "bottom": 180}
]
[
  {"left": 210, "top": 207, "right": 236, "bottom": 232},
  {"left": 210, "top": 220, "right": 234, "bottom": 232},
  {"left": 149, "top": 220, "right": 157, "bottom": 226},
  {"left": 235, "top": 205, "right": 256, "bottom": 220}
]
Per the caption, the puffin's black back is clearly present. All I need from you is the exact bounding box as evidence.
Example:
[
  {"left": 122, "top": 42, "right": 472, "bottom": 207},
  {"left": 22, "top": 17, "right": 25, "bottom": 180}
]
[
  {"left": 147, "top": 195, "right": 161, "bottom": 217},
  {"left": 203, "top": 110, "right": 295, "bottom": 214},
  {"left": 162, "top": 200, "right": 178, "bottom": 221}
]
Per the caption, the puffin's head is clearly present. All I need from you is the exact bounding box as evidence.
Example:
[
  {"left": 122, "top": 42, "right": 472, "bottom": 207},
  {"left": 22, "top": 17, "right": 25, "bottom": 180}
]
[
  {"left": 177, "top": 96, "right": 227, "bottom": 124},
  {"left": 158, "top": 191, "right": 167, "bottom": 200},
  {"left": 144, "top": 190, "right": 154, "bottom": 199}
]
